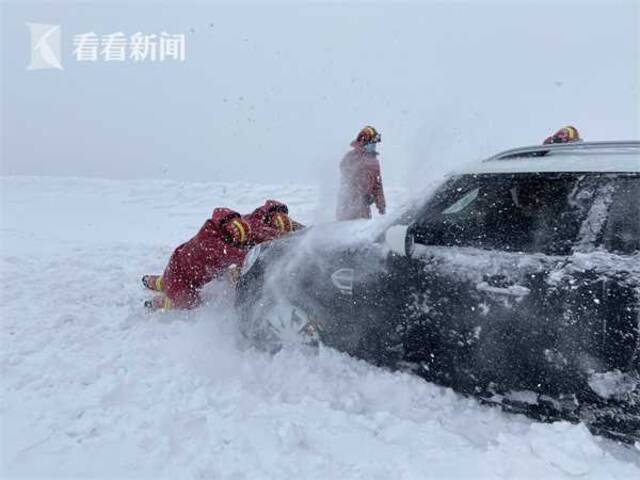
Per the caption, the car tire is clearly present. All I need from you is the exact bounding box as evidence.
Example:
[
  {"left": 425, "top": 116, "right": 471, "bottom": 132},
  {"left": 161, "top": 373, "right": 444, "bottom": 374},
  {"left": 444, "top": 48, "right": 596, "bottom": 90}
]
[{"left": 241, "top": 288, "right": 320, "bottom": 354}]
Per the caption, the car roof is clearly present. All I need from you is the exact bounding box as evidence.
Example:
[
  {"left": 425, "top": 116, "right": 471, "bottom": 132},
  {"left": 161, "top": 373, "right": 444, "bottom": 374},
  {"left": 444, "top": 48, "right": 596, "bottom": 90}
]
[{"left": 456, "top": 141, "right": 640, "bottom": 175}]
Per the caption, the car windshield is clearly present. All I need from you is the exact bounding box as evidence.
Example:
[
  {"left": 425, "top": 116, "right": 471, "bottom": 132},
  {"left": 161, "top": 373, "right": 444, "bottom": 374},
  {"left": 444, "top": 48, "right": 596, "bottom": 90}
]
[{"left": 412, "top": 172, "right": 638, "bottom": 255}]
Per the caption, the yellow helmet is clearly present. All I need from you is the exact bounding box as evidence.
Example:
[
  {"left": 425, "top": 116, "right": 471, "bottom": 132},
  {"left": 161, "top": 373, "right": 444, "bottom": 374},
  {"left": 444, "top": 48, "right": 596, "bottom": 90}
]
[
  {"left": 355, "top": 125, "right": 381, "bottom": 145},
  {"left": 543, "top": 125, "right": 582, "bottom": 144}
]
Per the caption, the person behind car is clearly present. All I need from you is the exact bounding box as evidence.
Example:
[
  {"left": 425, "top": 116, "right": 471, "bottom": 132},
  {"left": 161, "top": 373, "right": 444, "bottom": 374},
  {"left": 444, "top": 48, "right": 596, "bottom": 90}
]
[
  {"left": 336, "top": 125, "right": 386, "bottom": 220},
  {"left": 543, "top": 125, "right": 582, "bottom": 144},
  {"left": 142, "top": 208, "right": 251, "bottom": 310},
  {"left": 243, "top": 200, "right": 304, "bottom": 244}
]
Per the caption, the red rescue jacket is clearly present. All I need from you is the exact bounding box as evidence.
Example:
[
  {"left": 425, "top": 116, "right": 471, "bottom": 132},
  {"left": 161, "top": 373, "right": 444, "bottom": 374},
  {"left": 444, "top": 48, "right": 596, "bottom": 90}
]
[
  {"left": 337, "top": 147, "right": 386, "bottom": 220},
  {"left": 243, "top": 200, "right": 301, "bottom": 244},
  {"left": 162, "top": 208, "right": 248, "bottom": 308}
]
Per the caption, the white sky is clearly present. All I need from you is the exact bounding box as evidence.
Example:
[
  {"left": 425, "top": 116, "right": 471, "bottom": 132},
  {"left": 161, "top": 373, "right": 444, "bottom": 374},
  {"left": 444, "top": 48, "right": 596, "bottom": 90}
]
[{"left": 1, "top": 0, "right": 638, "bottom": 188}]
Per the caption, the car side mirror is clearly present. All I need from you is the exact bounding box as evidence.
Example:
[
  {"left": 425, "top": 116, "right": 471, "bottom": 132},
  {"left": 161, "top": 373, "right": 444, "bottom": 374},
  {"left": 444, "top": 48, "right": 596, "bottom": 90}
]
[{"left": 385, "top": 225, "right": 415, "bottom": 257}]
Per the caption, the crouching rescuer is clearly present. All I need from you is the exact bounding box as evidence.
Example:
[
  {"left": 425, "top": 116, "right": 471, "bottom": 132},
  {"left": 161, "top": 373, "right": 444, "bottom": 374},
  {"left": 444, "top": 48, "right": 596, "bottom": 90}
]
[
  {"left": 243, "top": 199, "right": 304, "bottom": 243},
  {"left": 142, "top": 201, "right": 301, "bottom": 311},
  {"left": 142, "top": 208, "right": 251, "bottom": 310}
]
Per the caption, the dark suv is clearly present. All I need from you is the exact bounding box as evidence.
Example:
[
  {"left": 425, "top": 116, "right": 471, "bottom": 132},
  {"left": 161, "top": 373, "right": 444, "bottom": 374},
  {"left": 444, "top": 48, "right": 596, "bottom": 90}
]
[{"left": 236, "top": 141, "right": 640, "bottom": 442}]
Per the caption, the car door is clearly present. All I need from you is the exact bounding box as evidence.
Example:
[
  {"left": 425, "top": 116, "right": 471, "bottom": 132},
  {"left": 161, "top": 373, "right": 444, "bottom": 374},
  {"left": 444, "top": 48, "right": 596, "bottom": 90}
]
[
  {"left": 557, "top": 174, "right": 640, "bottom": 377},
  {"left": 376, "top": 173, "right": 600, "bottom": 394}
]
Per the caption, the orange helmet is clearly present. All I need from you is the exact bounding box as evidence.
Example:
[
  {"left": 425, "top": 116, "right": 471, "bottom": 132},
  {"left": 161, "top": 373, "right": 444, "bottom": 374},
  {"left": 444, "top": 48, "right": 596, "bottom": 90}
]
[
  {"left": 354, "top": 125, "right": 381, "bottom": 146},
  {"left": 543, "top": 125, "right": 581, "bottom": 144}
]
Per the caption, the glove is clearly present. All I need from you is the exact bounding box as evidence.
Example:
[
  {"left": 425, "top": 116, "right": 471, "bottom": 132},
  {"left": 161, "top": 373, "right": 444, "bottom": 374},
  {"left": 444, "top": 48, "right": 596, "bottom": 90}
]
[
  {"left": 291, "top": 220, "right": 306, "bottom": 230},
  {"left": 227, "top": 264, "right": 242, "bottom": 283}
]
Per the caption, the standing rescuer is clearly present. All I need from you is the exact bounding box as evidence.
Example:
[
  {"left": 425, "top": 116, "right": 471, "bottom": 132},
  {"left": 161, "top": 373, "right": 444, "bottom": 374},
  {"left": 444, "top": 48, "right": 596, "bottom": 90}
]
[{"left": 336, "top": 125, "right": 386, "bottom": 220}]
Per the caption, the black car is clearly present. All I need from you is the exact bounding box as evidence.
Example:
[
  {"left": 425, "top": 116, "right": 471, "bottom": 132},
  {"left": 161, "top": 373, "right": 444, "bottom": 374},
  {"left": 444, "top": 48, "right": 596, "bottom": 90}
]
[{"left": 236, "top": 141, "right": 640, "bottom": 442}]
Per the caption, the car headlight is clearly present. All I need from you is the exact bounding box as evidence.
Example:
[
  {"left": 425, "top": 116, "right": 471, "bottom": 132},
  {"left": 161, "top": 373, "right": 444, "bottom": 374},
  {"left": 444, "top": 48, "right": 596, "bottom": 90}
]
[{"left": 241, "top": 243, "right": 263, "bottom": 276}]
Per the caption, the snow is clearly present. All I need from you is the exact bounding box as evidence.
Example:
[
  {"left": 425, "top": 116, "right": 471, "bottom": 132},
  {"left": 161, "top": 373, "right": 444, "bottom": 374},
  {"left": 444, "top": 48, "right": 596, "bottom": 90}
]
[
  {"left": 2, "top": 176, "right": 639, "bottom": 478},
  {"left": 588, "top": 372, "right": 639, "bottom": 401}
]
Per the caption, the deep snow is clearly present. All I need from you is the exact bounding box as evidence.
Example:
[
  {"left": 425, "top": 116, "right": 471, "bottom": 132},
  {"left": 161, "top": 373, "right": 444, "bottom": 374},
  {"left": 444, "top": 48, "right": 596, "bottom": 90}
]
[{"left": 1, "top": 176, "right": 639, "bottom": 479}]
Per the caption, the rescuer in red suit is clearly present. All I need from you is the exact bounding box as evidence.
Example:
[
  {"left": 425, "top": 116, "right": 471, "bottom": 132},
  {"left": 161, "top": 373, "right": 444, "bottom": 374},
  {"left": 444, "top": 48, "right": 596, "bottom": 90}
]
[
  {"left": 142, "top": 208, "right": 251, "bottom": 310},
  {"left": 337, "top": 125, "right": 386, "bottom": 220},
  {"left": 243, "top": 200, "right": 304, "bottom": 244},
  {"left": 543, "top": 125, "right": 582, "bottom": 145}
]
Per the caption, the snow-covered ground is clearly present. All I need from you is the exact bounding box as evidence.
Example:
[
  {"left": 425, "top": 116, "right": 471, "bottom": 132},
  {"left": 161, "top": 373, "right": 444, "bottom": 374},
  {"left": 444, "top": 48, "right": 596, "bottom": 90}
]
[{"left": 1, "top": 176, "right": 639, "bottom": 479}]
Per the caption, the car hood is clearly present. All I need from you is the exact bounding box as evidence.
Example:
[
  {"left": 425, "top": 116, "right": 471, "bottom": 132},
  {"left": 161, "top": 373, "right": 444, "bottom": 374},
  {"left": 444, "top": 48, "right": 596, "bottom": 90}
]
[{"left": 263, "top": 218, "right": 387, "bottom": 255}]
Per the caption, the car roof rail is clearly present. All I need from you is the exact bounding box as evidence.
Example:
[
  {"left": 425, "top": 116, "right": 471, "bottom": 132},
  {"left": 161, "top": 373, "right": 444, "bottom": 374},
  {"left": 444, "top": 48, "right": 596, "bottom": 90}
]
[{"left": 486, "top": 141, "right": 640, "bottom": 161}]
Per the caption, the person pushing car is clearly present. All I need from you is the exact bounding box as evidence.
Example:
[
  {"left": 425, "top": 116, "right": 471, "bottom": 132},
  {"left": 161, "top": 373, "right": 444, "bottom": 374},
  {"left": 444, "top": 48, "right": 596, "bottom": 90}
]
[
  {"left": 243, "top": 199, "right": 304, "bottom": 244},
  {"left": 142, "top": 208, "right": 252, "bottom": 310},
  {"left": 142, "top": 201, "right": 301, "bottom": 310}
]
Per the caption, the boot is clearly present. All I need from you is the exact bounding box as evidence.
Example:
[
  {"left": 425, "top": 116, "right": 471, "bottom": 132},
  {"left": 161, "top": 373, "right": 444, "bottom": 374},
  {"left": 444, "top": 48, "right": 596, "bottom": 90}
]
[
  {"left": 143, "top": 294, "right": 173, "bottom": 310},
  {"left": 142, "top": 275, "right": 164, "bottom": 292}
]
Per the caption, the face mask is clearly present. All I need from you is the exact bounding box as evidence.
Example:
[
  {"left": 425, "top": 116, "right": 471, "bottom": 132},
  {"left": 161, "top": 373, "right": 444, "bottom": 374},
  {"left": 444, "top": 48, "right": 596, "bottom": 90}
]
[{"left": 365, "top": 143, "right": 377, "bottom": 153}]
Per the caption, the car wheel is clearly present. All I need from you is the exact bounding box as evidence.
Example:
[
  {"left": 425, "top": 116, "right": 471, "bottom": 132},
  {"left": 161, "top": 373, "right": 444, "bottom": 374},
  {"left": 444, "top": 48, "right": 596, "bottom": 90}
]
[{"left": 245, "top": 297, "right": 320, "bottom": 353}]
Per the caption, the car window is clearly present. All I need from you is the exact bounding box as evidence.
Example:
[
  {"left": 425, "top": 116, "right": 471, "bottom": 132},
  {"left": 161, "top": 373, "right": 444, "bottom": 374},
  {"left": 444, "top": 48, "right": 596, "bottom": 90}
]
[
  {"left": 600, "top": 176, "right": 640, "bottom": 254},
  {"left": 412, "top": 173, "right": 597, "bottom": 255},
  {"left": 442, "top": 188, "right": 479, "bottom": 215}
]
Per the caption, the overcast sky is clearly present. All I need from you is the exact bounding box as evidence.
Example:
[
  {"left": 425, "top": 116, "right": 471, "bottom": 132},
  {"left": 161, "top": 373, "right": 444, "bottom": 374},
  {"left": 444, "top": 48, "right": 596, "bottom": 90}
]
[{"left": 1, "top": 0, "right": 638, "bottom": 189}]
